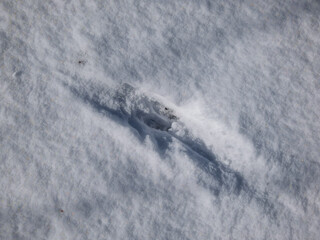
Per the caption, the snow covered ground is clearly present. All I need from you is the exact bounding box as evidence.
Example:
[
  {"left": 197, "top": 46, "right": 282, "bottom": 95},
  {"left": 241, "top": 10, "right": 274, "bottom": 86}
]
[{"left": 1, "top": 0, "right": 320, "bottom": 239}]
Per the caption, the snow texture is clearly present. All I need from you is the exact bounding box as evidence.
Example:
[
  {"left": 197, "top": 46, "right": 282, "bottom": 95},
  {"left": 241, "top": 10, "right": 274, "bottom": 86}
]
[{"left": 1, "top": 0, "right": 320, "bottom": 239}]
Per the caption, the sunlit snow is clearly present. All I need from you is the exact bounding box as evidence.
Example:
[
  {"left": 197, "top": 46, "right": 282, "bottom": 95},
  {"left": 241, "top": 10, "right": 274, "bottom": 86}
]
[{"left": 1, "top": 0, "right": 320, "bottom": 239}]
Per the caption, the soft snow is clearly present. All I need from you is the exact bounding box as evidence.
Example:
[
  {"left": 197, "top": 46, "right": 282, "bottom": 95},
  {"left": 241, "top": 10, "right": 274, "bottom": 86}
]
[{"left": 1, "top": 0, "right": 320, "bottom": 239}]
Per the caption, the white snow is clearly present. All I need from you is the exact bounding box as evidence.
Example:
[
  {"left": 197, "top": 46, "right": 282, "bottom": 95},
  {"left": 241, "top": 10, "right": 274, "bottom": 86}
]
[{"left": 1, "top": 0, "right": 320, "bottom": 239}]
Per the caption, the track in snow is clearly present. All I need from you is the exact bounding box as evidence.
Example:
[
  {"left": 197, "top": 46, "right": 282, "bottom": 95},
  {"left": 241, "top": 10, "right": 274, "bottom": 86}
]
[{"left": 66, "top": 82, "right": 277, "bottom": 219}]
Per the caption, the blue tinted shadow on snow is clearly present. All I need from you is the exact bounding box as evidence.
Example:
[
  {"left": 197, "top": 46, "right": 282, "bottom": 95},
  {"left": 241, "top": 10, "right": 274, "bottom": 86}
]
[
  {"left": 68, "top": 84, "right": 278, "bottom": 217},
  {"left": 173, "top": 132, "right": 253, "bottom": 196},
  {"left": 69, "top": 85, "right": 247, "bottom": 194}
]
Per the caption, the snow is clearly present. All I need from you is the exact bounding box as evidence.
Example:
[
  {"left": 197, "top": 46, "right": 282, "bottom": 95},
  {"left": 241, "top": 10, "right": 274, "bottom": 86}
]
[{"left": 1, "top": 0, "right": 320, "bottom": 239}]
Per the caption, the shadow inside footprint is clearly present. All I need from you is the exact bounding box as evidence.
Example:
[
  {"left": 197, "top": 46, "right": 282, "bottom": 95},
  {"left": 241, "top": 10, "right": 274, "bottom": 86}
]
[{"left": 136, "top": 111, "right": 172, "bottom": 132}]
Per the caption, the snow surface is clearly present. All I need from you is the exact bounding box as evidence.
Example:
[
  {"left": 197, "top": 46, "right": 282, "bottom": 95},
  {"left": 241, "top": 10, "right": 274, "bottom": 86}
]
[{"left": 1, "top": 0, "right": 320, "bottom": 239}]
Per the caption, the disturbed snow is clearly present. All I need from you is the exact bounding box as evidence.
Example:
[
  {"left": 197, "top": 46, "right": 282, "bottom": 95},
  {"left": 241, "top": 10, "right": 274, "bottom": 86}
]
[{"left": 1, "top": 0, "right": 320, "bottom": 239}]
